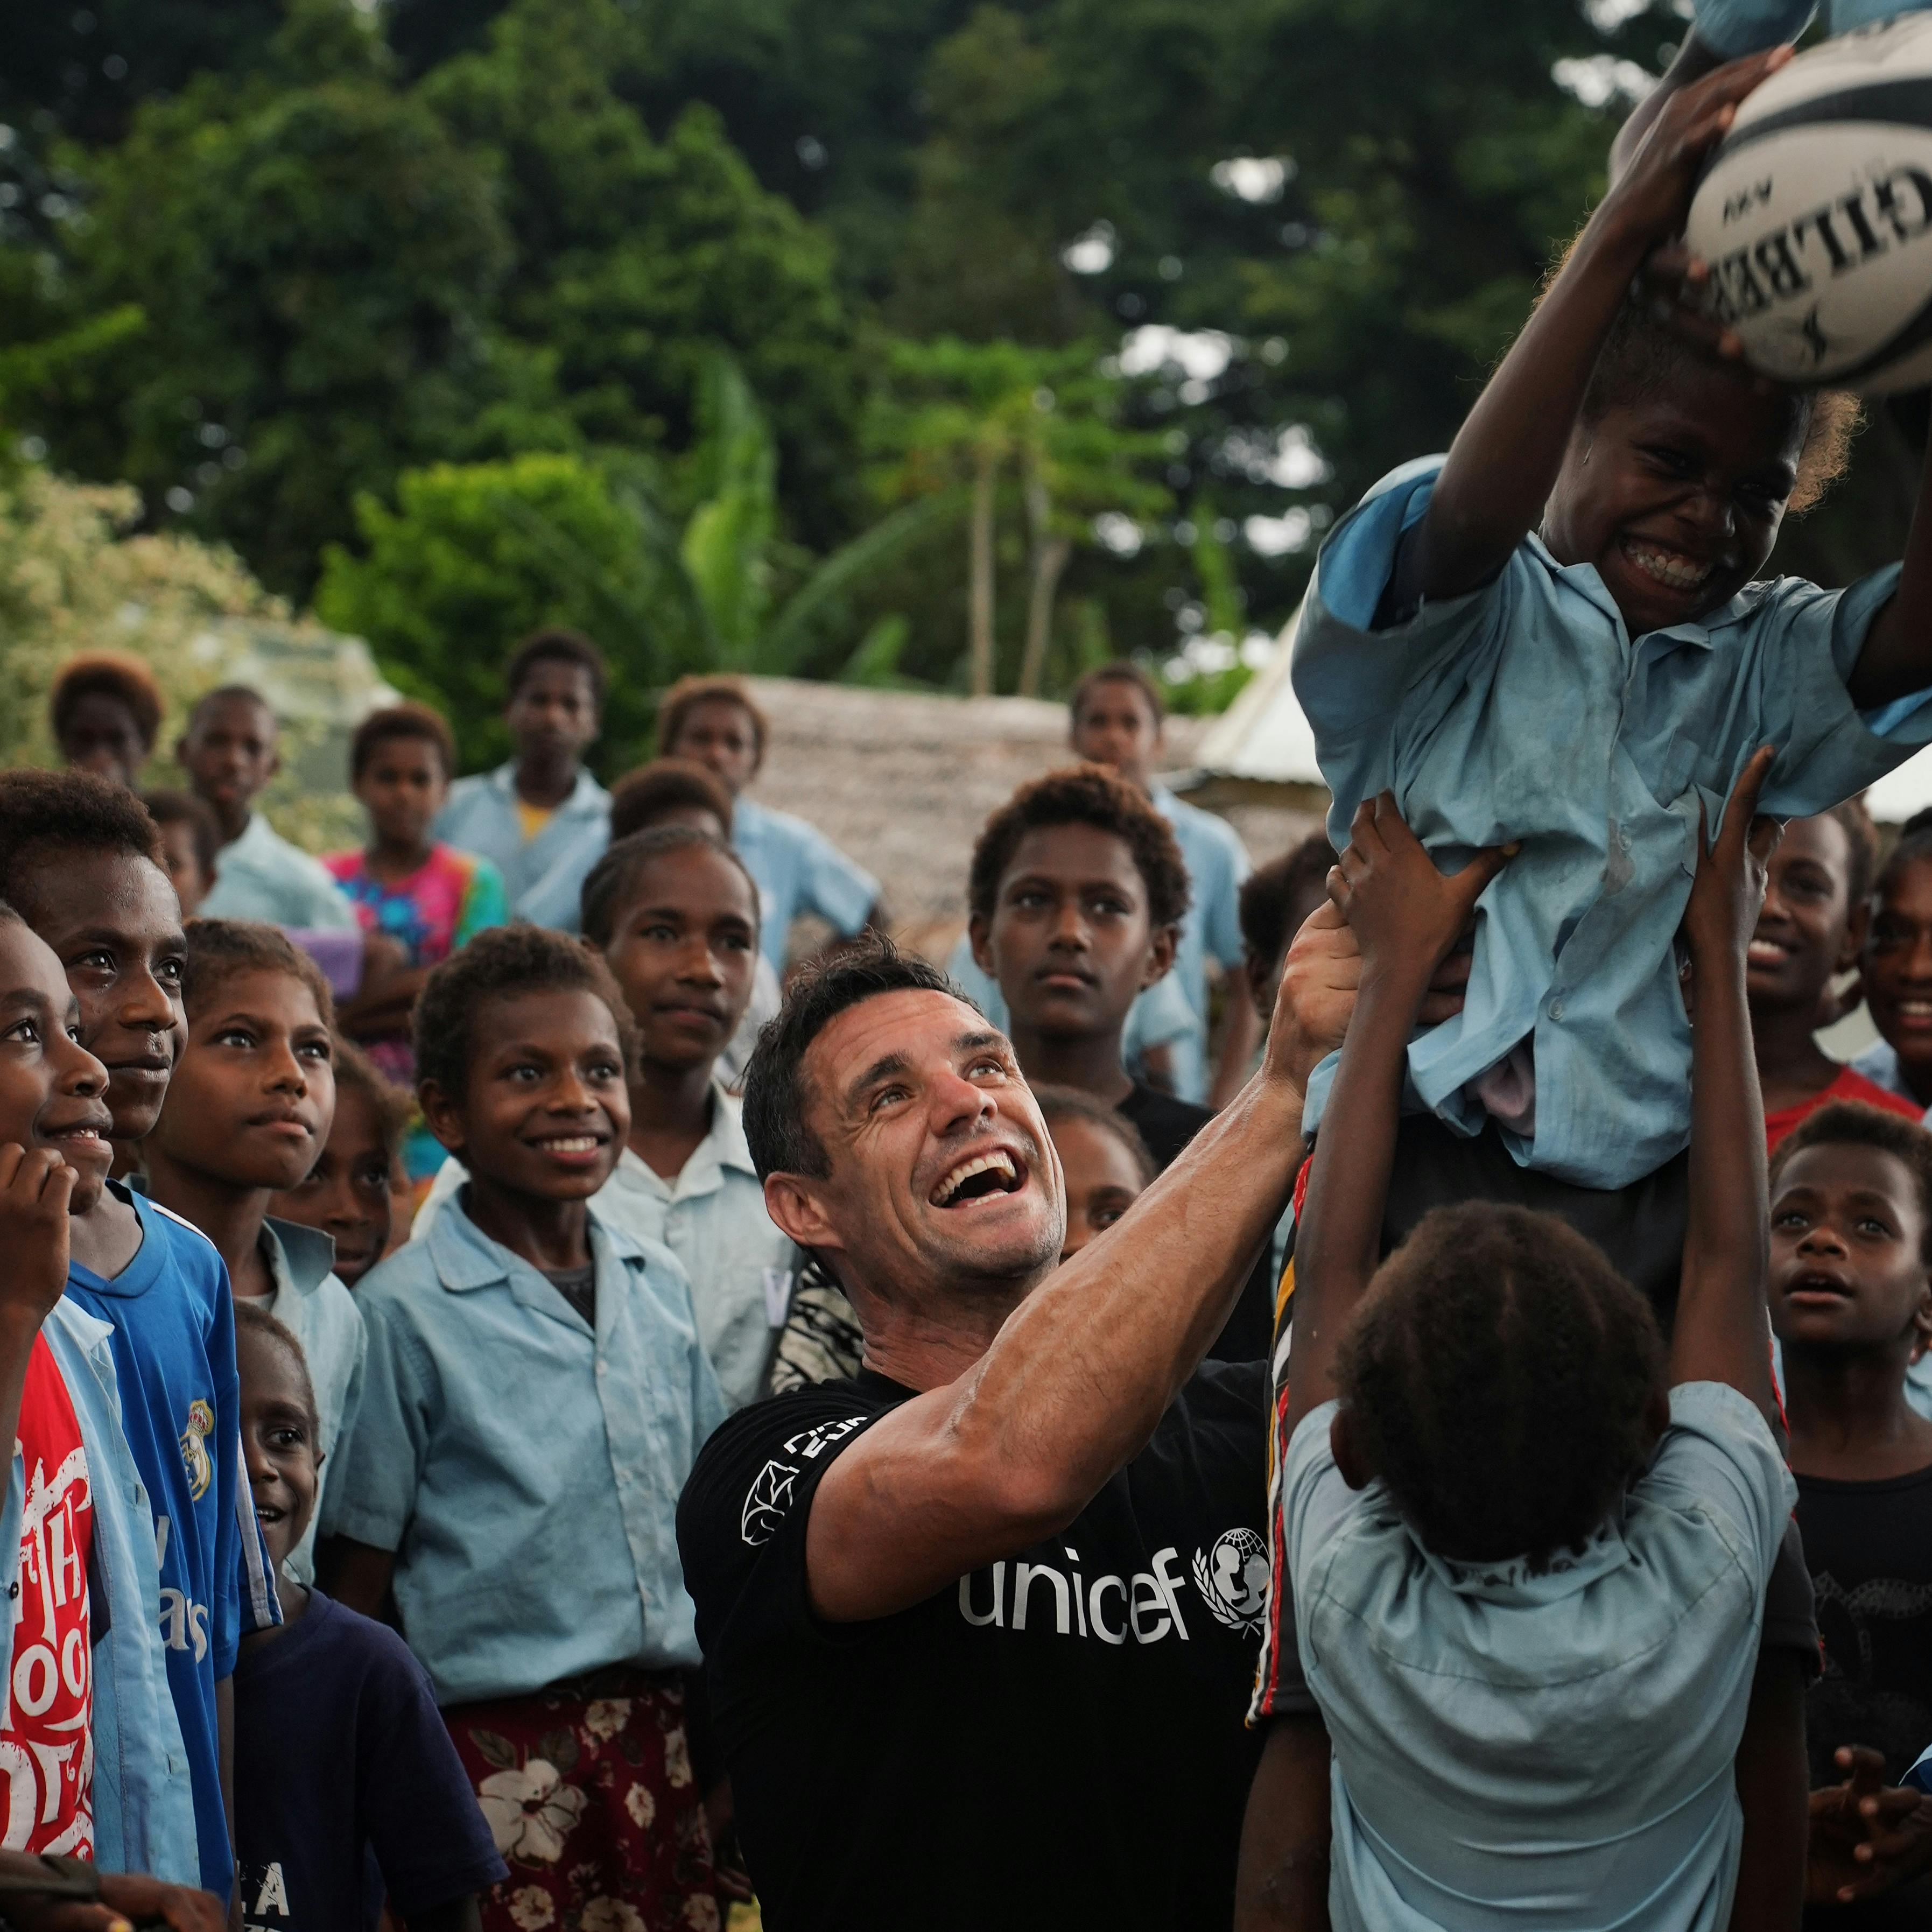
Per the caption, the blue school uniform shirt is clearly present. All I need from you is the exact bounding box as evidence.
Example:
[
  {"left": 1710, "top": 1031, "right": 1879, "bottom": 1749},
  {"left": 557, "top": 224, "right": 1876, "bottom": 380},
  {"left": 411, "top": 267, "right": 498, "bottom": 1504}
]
[
  {"left": 198, "top": 812, "right": 357, "bottom": 931},
  {"left": 432, "top": 761, "right": 610, "bottom": 922},
  {"left": 233, "top": 1589, "right": 505, "bottom": 1931},
  {"left": 732, "top": 795, "right": 879, "bottom": 971},
  {"left": 1696, "top": 0, "right": 1906, "bottom": 58},
  {"left": 0, "top": 1298, "right": 201, "bottom": 1885},
  {"left": 64, "top": 1185, "right": 280, "bottom": 1897},
  {"left": 324, "top": 1193, "right": 728, "bottom": 1705},
  {"left": 1284, "top": 1381, "right": 1794, "bottom": 1931},
  {"left": 1150, "top": 784, "right": 1250, "bottom": 1101},
  {"left": 1294, "top": 455, "right": 1932, "bottom": 1189}
]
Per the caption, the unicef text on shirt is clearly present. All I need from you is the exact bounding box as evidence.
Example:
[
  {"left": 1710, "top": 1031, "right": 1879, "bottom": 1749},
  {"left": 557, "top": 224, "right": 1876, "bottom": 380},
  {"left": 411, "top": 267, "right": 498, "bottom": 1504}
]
[{"left": 958, "top": 1547, "right": 1195, "bottom": 1645}]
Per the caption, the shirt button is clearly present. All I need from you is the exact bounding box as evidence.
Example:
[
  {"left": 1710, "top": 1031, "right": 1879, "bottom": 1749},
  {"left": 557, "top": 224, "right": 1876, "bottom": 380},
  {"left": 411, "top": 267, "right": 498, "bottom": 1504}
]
[{"left": 1549, "top": 1000, "right": 1565, "bottom": 1022}]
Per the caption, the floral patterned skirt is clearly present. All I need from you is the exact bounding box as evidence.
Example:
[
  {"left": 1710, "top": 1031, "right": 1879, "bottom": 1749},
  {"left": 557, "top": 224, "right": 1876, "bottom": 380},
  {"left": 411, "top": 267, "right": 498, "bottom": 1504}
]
[{"left": 446, "top": 1666, "right": 718, "bottom": 1932}]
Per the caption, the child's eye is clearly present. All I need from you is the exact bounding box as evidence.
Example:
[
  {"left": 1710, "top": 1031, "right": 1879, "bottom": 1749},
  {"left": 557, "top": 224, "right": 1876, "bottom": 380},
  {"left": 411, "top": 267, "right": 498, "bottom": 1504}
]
[
  {"left": 2, "top": 1020, "right": 39, "bottom": 1046},
  {"left": 298, "top": 1039, "right": 332, "bottom": 1062},
  {"left": 1858, "top": 1217, "right": 1894, "bottom": 1238},
  {"left": 642, "top": 924, "right": 678, "bottom": 944},
  {"left": 157, "top": 958, "right": 185, "bottom": 985},
  {"left": 588, "top": 1059, "right": 623, "bottom": 1083},
  {"left": 214, "top": 1028, "right": 256, "bottom": 1050}
]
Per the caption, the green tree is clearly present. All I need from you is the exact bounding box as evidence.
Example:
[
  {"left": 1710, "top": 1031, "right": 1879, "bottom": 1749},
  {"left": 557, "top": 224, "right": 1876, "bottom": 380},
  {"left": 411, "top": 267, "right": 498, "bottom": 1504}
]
[
  {"left": 315, "top": 453, "right": 664, "bottom": 772},
  {"left": 868, "top": 336, "right": 1168, "bottom": 695}
]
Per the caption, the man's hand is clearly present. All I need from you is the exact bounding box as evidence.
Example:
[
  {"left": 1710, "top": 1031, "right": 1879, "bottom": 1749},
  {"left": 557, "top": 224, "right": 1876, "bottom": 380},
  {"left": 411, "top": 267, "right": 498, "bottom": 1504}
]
[
  {"left": 0, "top": 1143, "right": 78, "bottom": 1330},
  {"left": 1278, "top": 901, "right": 1476, "bottom": 1075},
  {"left": 1808, "top": 1746, "right": 1932, "bottom": 1905},
  {"left": 1325, "top": 794, "right": 1514, "bottom": 989},
  {"left": 1682, "top": 747, "right": 1781, "bottom": 968},
  {"left": 0, "top": 1869, "right": 226, "bottom": 1931}
]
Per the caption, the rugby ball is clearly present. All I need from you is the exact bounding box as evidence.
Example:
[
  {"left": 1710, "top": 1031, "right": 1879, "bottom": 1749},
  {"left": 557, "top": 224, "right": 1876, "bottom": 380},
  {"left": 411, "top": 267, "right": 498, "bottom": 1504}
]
[{"left": 1685, "top": 15, "right": 1932, "bottom": 393}]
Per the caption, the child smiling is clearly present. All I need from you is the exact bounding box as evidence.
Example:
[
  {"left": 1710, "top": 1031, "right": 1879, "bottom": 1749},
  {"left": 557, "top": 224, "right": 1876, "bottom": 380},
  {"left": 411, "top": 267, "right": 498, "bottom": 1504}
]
[{"left": 325, "top": 925, "right": 727, "bottom": 1932}]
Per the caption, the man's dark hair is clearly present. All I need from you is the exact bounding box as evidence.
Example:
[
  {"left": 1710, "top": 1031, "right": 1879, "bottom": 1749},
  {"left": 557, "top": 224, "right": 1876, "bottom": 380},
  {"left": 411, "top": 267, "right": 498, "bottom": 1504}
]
[
  {"left": 742, "top": 936, "right": 967, "bottom": 1180},
  {"left": 505, "top": 627, "right": 607, "bottom": 708},
  {"left": 1068, "top": 660, "right": 1164, "bottom": 729},
  {"left": 51, "top": 654, "right": 164, "bottom": 751},
  {"left": 0, "top": 770, "right": 165, "bottom": 915},
  {"left": 141, "top": 788, "right": 221, "bottom": 880},
  {"left": 608, "top": 758, "right": 735, "bottom": 842},
  {"left": 1772, "top": 1100, "right": 1932, "bottom": 1263},
  {"left": 183, "top": 918, "right": 335, "bottom": 1027},
  {"left": 1337, "top": 1203, "right": 1666, "bottom": 1572},
  {"left": 1240, "top": 832, "right": 1338, "bottom": 973},
  {"left": 580, "top": 826, "right": 759, "bottom": 950},
  {"left": 351, "top": 701, "right": 458, "bottom": 782},
  {"left": 655, "top": 675, "right": 768, "bottom": 765},
  {"left": 233, "top": 1301, "right": 320, "bottom": 1441},
  {"left": 413, "top": 923, "right": 637, "bottom": 1102},
  {"left": 967, "top": 765, "right": 1190, "bottom": 932},
  {"left": 1032, "top": 1083, "right": 1156, "bottom": 1188}
]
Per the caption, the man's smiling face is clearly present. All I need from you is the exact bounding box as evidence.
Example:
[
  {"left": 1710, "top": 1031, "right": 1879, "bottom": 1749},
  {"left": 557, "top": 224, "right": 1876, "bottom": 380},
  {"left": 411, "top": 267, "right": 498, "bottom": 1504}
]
[{"left": 771, "top": 988, "right": 1065, "bottom": 1303}]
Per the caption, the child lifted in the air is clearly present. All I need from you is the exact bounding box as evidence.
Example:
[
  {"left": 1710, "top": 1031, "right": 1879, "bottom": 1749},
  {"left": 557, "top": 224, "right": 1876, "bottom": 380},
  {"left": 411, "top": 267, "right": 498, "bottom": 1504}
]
[{"left": 1292, "top": 47, "right": 1932, "bottom": 1267}]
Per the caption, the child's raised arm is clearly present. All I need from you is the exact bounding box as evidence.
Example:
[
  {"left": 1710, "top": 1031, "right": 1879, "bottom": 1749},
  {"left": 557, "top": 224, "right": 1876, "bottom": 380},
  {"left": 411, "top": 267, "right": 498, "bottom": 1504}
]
[
  {"left": 1285, "top": 798, "right": 1512, "bottom": 1431},
  {"left": 1389, "top": 48, "right": 1788, "bottom": 612},
  {"left": 1670, "top": 746, "right": 1781, "bottom": 1425}
]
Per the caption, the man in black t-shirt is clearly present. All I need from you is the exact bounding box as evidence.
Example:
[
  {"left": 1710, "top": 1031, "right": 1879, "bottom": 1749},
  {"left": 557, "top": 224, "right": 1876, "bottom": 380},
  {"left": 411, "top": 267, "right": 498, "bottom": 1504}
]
[{"left": 676, "top": 937, "right": 1314, "bottom": 1932}]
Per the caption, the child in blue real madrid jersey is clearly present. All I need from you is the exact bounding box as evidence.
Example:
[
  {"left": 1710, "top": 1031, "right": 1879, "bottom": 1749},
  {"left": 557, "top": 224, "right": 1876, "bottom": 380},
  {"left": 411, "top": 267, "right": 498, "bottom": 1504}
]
[
  {"left": 324, "top": 925, "right": 727, "bottom": 1932},
  {"left": 0, "top": 771, "right": 281, "bottom": 1903}
]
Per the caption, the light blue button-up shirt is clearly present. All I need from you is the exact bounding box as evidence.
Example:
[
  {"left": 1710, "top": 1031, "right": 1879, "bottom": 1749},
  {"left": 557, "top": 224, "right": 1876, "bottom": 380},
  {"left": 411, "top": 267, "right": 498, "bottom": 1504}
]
[
  {"left": 324, "top": 1195, "right": 727, "bottom": 1704},
  {"left": 1296, "top": 456, "right": 1932, "bottom": 1188},
  {"left": 1695, "top": 0, "right": 1902, "bottom": 59},
  {"left": 1285, "top": 1381, "right": 1794, "bottom": 1932},
  {"left": 1150, "top": 784, "right": 1250, "bottom": 1101},
  {"left": 256, "top": 1219, "right": 365, "bottom": 1583},
  {"left": 199, "top": 812, "right": 357, "bottom": 930},
  {"left": 0, "top": 1301, "right": 201, "bottom": 1883},
  {"left": 433, "top": 762, "right": 612, "bottom": 923},
  {"left": 409, "top": 1082, "right": 799, "bottom": 1411},
  {"left": 732, "top": 795, "right": 879, "bottom": 970}
]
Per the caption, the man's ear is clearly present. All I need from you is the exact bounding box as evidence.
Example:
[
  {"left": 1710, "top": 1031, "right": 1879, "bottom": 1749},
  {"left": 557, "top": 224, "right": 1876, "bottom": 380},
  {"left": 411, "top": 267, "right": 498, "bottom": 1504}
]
[
  {"left": 968, "top": 912, "right": 996, "bottom": 978},
  {"left": 417, "top": 1078, "right": 466, "bottom": 1158},
  {"left": 765, "top": 1172, "right": 845, "bottom": 1258},
  {"left": 1330, "top": 1405, "right": 1375, "bottom": 1492},
  {"left": 1139, "top": 923, "right": 1178, "bottom": 990}
]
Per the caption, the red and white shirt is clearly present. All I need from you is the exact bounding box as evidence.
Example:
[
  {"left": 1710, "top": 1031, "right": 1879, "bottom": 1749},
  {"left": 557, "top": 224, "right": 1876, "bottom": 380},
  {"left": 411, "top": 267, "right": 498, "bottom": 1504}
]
[{"left": 0, "top": 1336, "right": 94, "bottom": 1854}]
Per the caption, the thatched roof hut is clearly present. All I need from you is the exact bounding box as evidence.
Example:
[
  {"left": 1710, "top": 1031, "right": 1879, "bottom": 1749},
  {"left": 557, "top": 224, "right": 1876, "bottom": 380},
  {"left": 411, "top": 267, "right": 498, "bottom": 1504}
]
[{"left": 742, "top": 677, "right": 1325, "bottom": 963}]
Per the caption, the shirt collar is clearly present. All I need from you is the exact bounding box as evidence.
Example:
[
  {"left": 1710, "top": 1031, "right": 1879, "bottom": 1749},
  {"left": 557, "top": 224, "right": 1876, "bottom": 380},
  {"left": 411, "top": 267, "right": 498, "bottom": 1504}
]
[
  {"left": 426, "top": 1189, "right": 647, "bottom": 1294},
  {"left": 1417, "top": 1512, "right": 1633, "bottom": 1605},
  {"left": 486, "top": 761, "right": 610, "bottom": 817},
  {"left": 610, "top": 1081, "right": 757, "bottom": 1201},
  {"left": 1520, "top": 528, "right": 1782, "bottom": 652},
  {"left": 262, "top": 1217, "right": 339, "bottom": 1298},
  {"left": 222, "top": 811, "right": 278, "bottom": 860}
]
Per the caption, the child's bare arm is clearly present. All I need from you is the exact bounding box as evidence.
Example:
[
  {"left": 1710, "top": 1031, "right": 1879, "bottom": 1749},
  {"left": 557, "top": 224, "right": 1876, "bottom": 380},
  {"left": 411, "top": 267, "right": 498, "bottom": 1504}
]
[
  {"left": 1286, "top": 799, "right": 1512, "bottom": 1430},
  {"left": 1847, "top": 431, "right": 1932, "bottom": 708},
  {"left": 1391, "top": 51, "right": 1787, "bottom": 612},
  {"left": 1670, "top": 747, "right": 1781, "bottom": 1423}
]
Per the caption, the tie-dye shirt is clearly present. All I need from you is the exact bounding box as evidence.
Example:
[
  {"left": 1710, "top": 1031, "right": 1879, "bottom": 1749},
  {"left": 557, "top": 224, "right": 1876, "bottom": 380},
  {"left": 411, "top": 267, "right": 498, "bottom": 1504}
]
[{"left": 323, "top": 843, "right": 508, "bottom": 1086}]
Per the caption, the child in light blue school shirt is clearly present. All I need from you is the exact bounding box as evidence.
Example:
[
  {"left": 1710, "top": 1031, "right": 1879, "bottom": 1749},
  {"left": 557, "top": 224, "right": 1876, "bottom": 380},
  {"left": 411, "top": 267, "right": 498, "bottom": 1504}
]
[
  {"left": 1293, "top": 47, "right": 1932, "bottom": 1193},
  {"left": 1274, "top": 772, "right": 1793, "bottom": 1930},
  {"left": 322, "top": 924, "right": 727, "bottom": 1706}
]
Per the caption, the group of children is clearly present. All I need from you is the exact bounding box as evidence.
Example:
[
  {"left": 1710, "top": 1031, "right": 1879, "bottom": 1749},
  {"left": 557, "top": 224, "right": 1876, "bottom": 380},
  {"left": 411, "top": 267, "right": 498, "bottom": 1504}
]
[{"left": 19, "top": 19, "right": 1932, "bottom": 1928}]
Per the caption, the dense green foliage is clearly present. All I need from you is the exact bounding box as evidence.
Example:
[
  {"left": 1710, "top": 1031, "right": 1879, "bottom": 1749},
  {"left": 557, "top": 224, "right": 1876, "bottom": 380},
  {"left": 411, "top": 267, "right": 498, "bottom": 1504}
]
[{"left": 4, "top": 0, "right": 1895, "bottom": 716}]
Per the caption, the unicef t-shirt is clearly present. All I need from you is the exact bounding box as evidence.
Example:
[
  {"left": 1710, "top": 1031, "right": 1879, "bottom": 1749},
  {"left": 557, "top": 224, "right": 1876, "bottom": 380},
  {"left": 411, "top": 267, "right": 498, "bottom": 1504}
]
[
  {"left": 65, "top": 1185, "right": 256, "bottom": 1896},
  {"left": 677, "top": 1358, "right": 1269, "bottom": 1932}
]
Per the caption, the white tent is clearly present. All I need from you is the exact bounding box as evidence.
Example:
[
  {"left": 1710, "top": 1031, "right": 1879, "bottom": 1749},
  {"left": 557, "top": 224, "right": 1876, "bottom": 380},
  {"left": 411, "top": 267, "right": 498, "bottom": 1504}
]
[{"left": 1195, "top": 601, "right": 1932, "bottom": 825}]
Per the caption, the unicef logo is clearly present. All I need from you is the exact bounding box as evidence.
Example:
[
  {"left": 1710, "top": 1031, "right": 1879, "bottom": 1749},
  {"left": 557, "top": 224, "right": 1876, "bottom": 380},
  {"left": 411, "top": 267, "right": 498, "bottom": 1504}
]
[{"left": 1191, "top": 1528, "right": 1269, "bottom": 1635}]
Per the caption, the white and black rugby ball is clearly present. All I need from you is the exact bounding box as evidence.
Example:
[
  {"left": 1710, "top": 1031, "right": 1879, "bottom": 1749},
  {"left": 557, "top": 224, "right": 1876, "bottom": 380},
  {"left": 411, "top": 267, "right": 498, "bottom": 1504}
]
[{"left": 1685, "top": 15, "right": 1932, "bottom": 393}]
